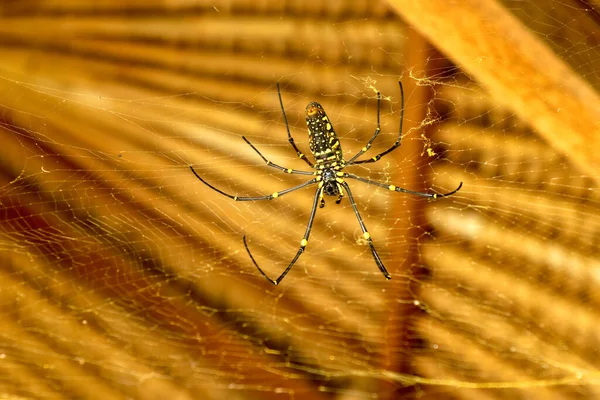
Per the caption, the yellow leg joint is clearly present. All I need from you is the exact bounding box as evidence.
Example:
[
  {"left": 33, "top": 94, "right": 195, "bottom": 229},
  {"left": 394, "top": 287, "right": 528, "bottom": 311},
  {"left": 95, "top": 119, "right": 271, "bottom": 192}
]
[
  {"left": 301, "top": 239, "right": 308, "bottom": 247},
  {"left": 388, "top": 185, "right": 396, "bottom": 191},
  {"left": 363, "top": 232, "right": 371, "bottom": 240},
  {"left": 272, "top": 192, "right": 279, "bottom": 198}
]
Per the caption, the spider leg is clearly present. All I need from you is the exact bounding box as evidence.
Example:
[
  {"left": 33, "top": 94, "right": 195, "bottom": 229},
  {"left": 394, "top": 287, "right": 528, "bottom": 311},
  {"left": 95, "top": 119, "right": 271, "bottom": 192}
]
[
  {"left": 340, "top": 181, "right": 391, "bottom": 280},
  {"left": 346, "top": 91, "right": 381, "bottom": 164},
  {"left": 190, "top": 166, "right": 317, "bottom": 201},
  {"left": 244, "top": 185, "right": 323, "bottom": 285},
  {"left": 242, "top": 136, "right": 314, "bottom": 176},
  {"left": 277, "top": 82, "right": 315, "bottom": 168},
  {"left": 347, "top": 81, "right": 405, "bottom": 166},
  {"left": 344, "top": 173, "right": 463, "bottom": 198}
]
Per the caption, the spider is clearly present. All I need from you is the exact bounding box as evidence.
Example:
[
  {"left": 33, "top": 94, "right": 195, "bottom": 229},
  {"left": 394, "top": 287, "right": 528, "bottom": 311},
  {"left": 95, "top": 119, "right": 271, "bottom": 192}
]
[{"left": 190, "top": 81, "right": 462, "bottom": 285}]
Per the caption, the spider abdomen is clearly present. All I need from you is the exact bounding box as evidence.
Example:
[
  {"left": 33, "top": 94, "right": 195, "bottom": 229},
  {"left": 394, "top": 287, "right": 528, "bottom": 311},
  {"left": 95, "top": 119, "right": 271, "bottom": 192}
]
[{"left": 305, "top": 102, "right": 344, "bottom": 166}]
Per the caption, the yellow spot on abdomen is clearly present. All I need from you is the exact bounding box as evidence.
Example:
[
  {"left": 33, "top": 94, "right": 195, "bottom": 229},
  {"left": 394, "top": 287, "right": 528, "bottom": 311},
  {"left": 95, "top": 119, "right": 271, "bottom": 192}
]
[{"left": 326, "top": 123, "right": 331, "bottom": 130}]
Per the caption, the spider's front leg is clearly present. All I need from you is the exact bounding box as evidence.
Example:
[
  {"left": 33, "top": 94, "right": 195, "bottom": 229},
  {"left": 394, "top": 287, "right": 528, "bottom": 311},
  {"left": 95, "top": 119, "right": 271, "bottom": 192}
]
[
  {"left": 245, "top": 186, "right": 324, "bottom": 285},
  {"left": 340, "top": 181, "right": 391, "bottom": 280},
  {"left": 318, "top": 187, "right": 325, "bottom": 208}
]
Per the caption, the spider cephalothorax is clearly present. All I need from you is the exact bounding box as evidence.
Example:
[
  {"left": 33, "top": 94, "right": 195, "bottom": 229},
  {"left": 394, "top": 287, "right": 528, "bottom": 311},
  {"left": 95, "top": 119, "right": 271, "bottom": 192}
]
[
  {"left": 319, "top": 168, "right": 343, "bottom": 207},
  {"left": 191, "top": 81, "right": 463, "bottom": 285}
]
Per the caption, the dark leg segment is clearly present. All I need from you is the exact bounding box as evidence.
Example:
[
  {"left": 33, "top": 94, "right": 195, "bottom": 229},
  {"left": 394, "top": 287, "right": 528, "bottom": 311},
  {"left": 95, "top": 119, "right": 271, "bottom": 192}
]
[
  {"left": 244, "top": 186, "right": 324, "bottom": 285},
  {"left": 344, "top": 173, "right": 463, "bottom": 199},
  {"left": 340, "top": 182, "right": 391, "bottom": 280},
  {"left": 277, "top": 82, "right": 314, "bottom": 167},
  {"left": 346, "top": 91, "right": 382, "bottom": 164},
  {"left": 190, "top": 165, "right": 317, "bottom": 201},
  {"left": 242, "top": 136, "right": 314, "bottom": 176},
  {"left": 348, "top": 81, "right": 405, "bottom": 166}
]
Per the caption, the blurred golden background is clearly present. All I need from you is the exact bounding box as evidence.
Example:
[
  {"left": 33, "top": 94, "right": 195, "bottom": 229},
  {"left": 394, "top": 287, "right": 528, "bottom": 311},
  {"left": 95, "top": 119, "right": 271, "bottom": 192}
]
[{"left": 0, "top": 1, "right": 599, "bottom": 399}]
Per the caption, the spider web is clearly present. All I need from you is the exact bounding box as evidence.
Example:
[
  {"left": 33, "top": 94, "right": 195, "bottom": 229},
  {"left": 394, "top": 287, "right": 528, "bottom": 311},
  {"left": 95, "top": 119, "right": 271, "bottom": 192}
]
[{"left": 0, "top": 1, "right": 599, "bottom": 399}]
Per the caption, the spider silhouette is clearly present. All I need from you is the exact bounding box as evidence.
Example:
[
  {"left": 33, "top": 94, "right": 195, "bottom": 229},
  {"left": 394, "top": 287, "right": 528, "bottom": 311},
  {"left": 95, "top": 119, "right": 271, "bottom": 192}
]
[{"left": 191, "top": 82, "right": 462, "bottom": 285}]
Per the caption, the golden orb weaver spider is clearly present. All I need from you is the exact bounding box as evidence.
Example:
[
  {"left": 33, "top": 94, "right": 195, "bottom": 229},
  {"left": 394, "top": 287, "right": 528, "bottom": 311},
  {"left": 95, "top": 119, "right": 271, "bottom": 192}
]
[{"left": 191, "top": 81, "right": 462, "bottom": 285}]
